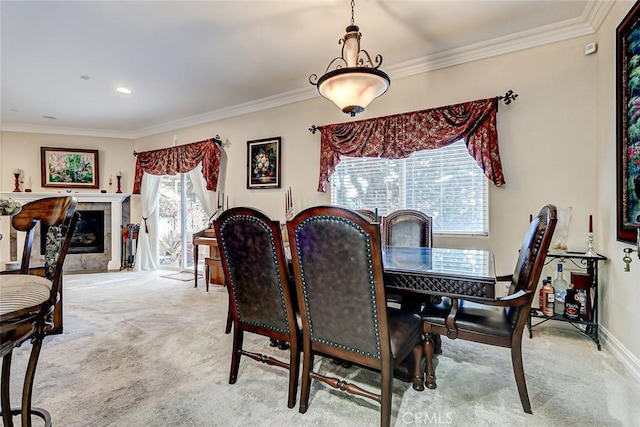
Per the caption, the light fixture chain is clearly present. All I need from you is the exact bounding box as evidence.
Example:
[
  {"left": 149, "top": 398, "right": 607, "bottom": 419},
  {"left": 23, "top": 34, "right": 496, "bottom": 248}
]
[{"left": 351, "top": 0, "right": 355, "bottom": 25}]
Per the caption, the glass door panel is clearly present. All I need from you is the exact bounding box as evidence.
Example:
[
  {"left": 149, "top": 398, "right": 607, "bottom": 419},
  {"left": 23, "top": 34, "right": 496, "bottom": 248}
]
[{"left": 159, "top": 174, "right": 208, "bottom": 269}]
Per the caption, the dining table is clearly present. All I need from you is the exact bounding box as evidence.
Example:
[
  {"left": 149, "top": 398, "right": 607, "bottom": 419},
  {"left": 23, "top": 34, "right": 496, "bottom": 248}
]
[
  {"left": 382, "top": 245, "right": 496, "bottom": 299},
  {"left": 377, "top": 245, "right": 496, "bottom": 383}
]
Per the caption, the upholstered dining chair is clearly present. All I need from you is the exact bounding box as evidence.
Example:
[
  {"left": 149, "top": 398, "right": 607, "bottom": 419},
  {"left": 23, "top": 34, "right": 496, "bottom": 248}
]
[
  {"left": 355, "top": 209, "right": 377, "bottom": 222},
  {"left": 1, "top": 196, "right": 78, "bottom": 427},
  {"left": 287, "top": 206, "right": 424, "bottom": 427},
  {"left": 213, "top": 207, "right": 300, "bottom": 409},
  {"left": 383, "top": 209, "right": 434, "bottom": 313},
  {"left": 422, "top": 204, "right": 557, "bottom": 414},
  {"left": 383, "top": 209, "right": 432, "bottom": 248}
]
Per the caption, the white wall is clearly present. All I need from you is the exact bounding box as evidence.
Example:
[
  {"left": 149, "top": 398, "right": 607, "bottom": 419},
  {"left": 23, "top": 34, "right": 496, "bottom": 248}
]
[
  {"left": 0, "top": 132, "right": 133, "bottom": 259},
  {"left": 0, "top": 132, "right": 133, "bottom": 193}
]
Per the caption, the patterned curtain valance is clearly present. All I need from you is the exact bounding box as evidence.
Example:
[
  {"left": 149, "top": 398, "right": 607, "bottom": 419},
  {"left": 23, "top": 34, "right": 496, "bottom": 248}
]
[
  {"left": 317, "top": 97, "right": 504, "bottom": 192},
  {"left": 132, "top": 138, "right": 221, "bottom": 194}
]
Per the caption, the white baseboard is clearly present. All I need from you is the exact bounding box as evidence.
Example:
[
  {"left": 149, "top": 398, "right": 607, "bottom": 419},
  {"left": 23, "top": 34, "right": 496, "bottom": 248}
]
[{"left": 600, "top": 325, "right": 640, "bottom": 383}]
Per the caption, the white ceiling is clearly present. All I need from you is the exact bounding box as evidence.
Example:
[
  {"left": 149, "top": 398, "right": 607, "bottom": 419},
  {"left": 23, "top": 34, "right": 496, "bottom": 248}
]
[{"left": 0, "top": 1, "right": 612, "bottom": 139}]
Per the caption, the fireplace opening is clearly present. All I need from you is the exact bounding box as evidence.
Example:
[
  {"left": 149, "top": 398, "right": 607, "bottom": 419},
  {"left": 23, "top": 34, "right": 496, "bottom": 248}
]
[{"left": 41, "top": 210, "right": 105, "bottom": 254}]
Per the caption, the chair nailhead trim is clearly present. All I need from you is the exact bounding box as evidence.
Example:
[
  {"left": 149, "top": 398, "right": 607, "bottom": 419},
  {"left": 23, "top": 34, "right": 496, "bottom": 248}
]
[
  {"left": 294, "top": 215, "right": 381, "bottom": 359},
  {"left": 219, "top": 214, "right": 290, "bottom": 334}
]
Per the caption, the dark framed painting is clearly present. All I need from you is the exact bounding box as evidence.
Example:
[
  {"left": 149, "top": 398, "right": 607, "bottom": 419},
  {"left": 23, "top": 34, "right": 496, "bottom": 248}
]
[
  {"left": 247, "top": 137, "right": 281, "bottom": 189},
  {"left": 617, "top": 2, "right": 640, "bottom": 243},
  {"left": 41, "top": 147, "right": 99, "bottom": 189}
]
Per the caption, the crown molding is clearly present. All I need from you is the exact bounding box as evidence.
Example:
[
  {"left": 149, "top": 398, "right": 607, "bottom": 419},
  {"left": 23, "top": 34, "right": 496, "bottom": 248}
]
[
  {"left": 2, "top": 1, "right": 614, "bottom": 140},
  {"left": 0, "top": 122, "right": 136, "bottom": 139},
  {"left": 131, "top": 87, "right": 317, "bottom": 139}
]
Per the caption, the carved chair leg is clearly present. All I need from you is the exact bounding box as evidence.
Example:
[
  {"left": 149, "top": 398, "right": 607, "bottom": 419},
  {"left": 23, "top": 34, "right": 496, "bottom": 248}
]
[
  {"left": 20, "top": 334, "right": 45, "bottom": 427},
  {"left": 229, "top": 328, "right": 243, "bottom": 384},
  {"left": 298, "top": 352, "right": 313, "bottom": 414},
  {"left": 380, "top": 365, "right": 393, "bottom": 427},
  {"left": 511, "top": 343, "right": 532, "bottom": 414},
  {"left": 411, "top": 344, "right": 425, "bottom": 391},
  {"left": 434, "top": 333, "right": 442, "bottom": 355},
  {"left": 423, "top": 331, "right": 437, "bottom": 390},
  {"left": 287, "top": 339, "right": 299, "bottom": 409},
  {"left": 2, "top": 352, "right": 14, "bottom": 427}
]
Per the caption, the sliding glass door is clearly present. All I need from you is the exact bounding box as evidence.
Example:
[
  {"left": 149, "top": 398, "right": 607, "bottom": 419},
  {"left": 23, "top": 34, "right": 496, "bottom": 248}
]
[{"left": 158, "top": 174, "right": 208, "bottom": 269}]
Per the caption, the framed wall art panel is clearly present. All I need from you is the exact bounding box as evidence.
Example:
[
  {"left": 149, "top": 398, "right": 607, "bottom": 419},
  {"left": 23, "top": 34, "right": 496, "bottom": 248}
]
[
  {"left": 41, "top": 147, "right": 99, "bottom": 189},
  {"left": 247, "top": 137, "right": 281, "bottom": 189},
  {"left": 617, "top": 2, "right": 640, "bottom": 243}
]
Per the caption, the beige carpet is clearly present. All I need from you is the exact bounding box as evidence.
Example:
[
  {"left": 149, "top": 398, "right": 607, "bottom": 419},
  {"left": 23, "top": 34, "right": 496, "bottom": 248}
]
[{"left": 4, "top": 270, "right": 639, "bottom": 426}]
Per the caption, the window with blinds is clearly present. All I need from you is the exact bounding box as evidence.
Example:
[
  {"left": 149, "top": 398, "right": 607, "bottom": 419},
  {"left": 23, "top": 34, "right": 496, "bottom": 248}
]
[{"left": 330, "top": 140, "right": 488, "bottom": 235}]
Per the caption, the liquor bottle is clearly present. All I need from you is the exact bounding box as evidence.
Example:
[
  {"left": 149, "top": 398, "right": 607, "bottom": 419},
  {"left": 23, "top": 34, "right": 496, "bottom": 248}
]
[
  {"left": 552, "top": 263, "right": 568, "bottom": 294},
  {"left": 539, "top": 275, "right": 552, "bottom": 311},
  {"left": 564, "top": 284, "right": 581, "bottom": 320},
  {"left": 541, "top": 277, "right": 555, "bottom": 317}
]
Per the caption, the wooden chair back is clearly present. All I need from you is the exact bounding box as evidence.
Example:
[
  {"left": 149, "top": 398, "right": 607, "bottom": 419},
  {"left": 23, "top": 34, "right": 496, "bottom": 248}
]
[
  {"left": 383, "top": 209, "right": 432, "bottom": 247},
  {"left": 288, "top": 205, "right": 425, "bottom": 426},
  {"left": 11, "top": 196, "right": 79, "bottom": 307},
  {"left": 213, "top": 206, "right": 299, "bottom": 408}
]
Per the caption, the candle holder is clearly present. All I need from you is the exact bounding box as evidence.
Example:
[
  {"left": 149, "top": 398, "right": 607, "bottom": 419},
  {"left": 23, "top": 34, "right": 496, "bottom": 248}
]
[
  {"left": 116, "top": 175, "right": 122, "bottom": 193},
  {"left": 13, "top": 173, "right": 21, "bottom": 192},
  {"left": 585, "top": 232, "right": 597, "bottom": 257}
]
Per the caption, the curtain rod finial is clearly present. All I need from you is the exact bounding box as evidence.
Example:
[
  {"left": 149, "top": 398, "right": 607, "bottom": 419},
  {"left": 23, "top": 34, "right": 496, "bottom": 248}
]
[
  {"left": 309, "top": 125, "right": 322, "bottom": 134},
  {"left": 498, "top": 90, "right": 518, "bottom": 105}
]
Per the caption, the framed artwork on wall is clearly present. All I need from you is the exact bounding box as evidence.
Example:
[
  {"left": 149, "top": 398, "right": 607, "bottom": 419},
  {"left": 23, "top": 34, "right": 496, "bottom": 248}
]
[
  {"left": 617, "top": 2, "right": 640, "bottom": 243},
  {"left": 247, "top": 137, "right": 281, "bottom": 189},
  {"left": 41, "top": 147, "right": 100, "bottom": 189}
]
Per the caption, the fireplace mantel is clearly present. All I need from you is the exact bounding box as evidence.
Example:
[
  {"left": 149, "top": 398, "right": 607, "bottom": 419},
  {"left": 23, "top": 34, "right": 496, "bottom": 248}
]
[{"left": 1, "top": 192, "right": 130, "bottom": 270}]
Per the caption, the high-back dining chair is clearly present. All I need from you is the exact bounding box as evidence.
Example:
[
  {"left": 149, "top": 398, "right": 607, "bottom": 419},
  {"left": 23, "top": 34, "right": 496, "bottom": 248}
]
[
  {"left": 422, "top": 204, "right": 557, "bottom": 413},
  {"left": 213, "top": 207, "right": 300, "bottom": 409},
  {"left": 287, "top": 206, "right": 424, "bottom": 427},
  {"left": 383, "top": 209, "right": 432, "bottom": 248},
  {"left": 355, "top": 209, "right": 377, "bottom": 222},
  {"left": 383, "top": 209, "right": 434, "bottom": 313},
  {"left": 1, "top": 196, "right": 79, "bottom": 427}
]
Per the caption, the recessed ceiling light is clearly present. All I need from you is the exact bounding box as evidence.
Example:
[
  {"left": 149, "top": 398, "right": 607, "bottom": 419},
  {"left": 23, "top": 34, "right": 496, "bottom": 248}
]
[
  {"left": 80, "top": 75, "right": 91, "bottom": 80},
  {"left": 116, "top": 87, "right": 132, "bottom": 94},
  {"left": 42, "top": 115, "right": 57, "bottom": 120}
]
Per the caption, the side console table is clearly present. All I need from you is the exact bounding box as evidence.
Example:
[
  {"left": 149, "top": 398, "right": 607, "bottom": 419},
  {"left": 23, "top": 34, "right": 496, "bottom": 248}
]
[{"left": 528, "top": 251, "right": 607, "bottom": 350}]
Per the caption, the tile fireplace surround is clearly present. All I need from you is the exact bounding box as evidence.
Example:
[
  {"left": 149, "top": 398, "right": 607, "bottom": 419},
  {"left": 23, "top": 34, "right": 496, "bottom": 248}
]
[{"left": 0, "top": 192, "right": 130, "bottom": 271}]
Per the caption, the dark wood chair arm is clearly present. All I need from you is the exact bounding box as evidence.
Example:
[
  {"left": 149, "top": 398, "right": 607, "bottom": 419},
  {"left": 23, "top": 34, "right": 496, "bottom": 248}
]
[
  {"left": 436, "top": 290, "right": 531, "bottom": 339},
  {"left": 433, "top": 290, "right": 531, "bottom": 309}
]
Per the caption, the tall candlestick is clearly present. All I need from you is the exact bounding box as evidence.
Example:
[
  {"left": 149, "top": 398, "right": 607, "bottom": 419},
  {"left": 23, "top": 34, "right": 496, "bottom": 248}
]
[
  {"left": 529, "top": 214, "right": 533, "bottom": 222},
  {"left": 12, "top": 173, "right": 21, "bottom": 192},
  {"left": 589, "top": 215, "right": 593, "bottom": 233}
]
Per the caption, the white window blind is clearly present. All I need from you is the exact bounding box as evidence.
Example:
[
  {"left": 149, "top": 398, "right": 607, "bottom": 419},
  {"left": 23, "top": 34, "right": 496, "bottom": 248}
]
[{"left": 330, "top": 140, "right": 488, "bottom": 235}]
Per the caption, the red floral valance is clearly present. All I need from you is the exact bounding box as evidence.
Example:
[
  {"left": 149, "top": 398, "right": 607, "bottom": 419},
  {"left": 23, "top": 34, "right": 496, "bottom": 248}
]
[
  {"left": 132, "top": 138, "right": 221, "bottom": 194},
  {"left": 317, "top": 97, "right": 504, "bottom": 192}
]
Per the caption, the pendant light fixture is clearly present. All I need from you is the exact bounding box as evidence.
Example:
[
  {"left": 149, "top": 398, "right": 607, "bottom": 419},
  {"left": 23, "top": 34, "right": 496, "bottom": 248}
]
[{"left": 309, "top": 0, "right": 390, "bottom": 117}]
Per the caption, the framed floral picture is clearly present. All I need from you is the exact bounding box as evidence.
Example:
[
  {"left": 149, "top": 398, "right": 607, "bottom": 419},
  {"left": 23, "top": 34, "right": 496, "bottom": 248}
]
[
  {"left": 41, "top": 147, "right": 99, "bottom": 189},
  {"left": 247, "top": 137, "right": 281, "bottom": 189},
  {"left": 617, "top": 3, "right": 640, "bottom": 243}
]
